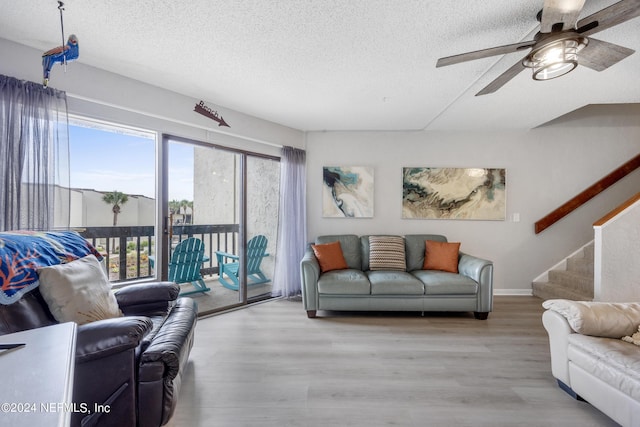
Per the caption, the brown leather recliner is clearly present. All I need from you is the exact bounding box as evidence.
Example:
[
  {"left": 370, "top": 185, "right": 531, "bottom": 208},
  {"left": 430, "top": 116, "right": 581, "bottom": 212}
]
[{"left": 0, "top": 281, "right": 197, "bottom": 427}]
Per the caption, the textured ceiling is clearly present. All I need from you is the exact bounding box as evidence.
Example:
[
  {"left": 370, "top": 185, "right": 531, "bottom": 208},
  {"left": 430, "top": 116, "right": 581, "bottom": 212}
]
[{"left": 0, "top": 0, "right": 638, "bottom": 131}]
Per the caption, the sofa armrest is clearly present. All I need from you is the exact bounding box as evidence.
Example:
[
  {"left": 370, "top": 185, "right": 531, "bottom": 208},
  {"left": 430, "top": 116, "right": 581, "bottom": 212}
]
[
  {"left": 115, "top": 282, "right": 180, "bottom": 316},
  {"left": 542, "top": 309, "right": 574, "bottom": 385},
  {"left": 458, "top": 253, "right": 493, "bottom": 313},
  {"left": 76, "top": 316, "right": 153, "bottom": 363},
  {"left": 300, "top": 249, "right": 321, "bottom": 313},
  {"left": 541, "top": 299, "right": 640, "bottom": 338}
]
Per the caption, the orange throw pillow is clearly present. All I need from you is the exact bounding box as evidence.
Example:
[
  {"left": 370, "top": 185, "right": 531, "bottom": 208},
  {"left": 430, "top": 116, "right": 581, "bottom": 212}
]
[
  {"left": 423, "top": 240, "right": 460, "bottom": 273},
  {"left": 312, "top": 241, "right": 348, "bottom": 273}
]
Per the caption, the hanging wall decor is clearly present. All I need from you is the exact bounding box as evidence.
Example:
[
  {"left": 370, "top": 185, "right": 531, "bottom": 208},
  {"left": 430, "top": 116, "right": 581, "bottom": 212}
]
[
  {"left": 402, "top": 167, "right": 506, "bottom": 220},
  {"left": 323, "top": 166, "right": 374, "bottom": 218},
  {"left": 194, "top": 100, "right": 230, "bottom": 127},
  {"left": 42, "top": 1, "right": 79, "bottom": 87}
]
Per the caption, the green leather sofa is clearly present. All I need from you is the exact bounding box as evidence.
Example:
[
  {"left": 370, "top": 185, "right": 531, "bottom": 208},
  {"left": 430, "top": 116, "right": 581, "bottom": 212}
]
[{"left": 300, "top": 234, "right": 493, "bottom": 319}]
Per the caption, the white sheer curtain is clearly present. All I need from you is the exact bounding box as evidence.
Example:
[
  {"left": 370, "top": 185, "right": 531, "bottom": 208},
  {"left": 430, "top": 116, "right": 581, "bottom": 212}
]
[
  {"left": 272, "top": 146, "right": 307, "bottom": 297},
  {"left": 0, "top": 74, "right": 70, "bottom": 231}
]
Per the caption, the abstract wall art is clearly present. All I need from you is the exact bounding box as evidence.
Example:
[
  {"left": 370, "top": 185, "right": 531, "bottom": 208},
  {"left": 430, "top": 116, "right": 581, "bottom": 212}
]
[
  {"left": 322, "top": 166, "right": 374, "bottom": 218},
  {"left": 402, "top": 167, "right": 506, "bottom": 220}
]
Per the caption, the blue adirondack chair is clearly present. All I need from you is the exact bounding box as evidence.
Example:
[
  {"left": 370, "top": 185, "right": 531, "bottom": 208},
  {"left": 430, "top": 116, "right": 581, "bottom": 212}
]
[
  {"left": 167, "top": 237, "right": 211, "bottom": 296},
  {"left": 215, "top": 235, "right": 270, "bottom": 291}
]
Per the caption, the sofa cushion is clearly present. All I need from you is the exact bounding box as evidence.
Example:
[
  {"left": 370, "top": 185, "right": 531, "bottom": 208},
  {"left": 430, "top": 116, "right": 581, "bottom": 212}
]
[
  {"left": 316, "top": 235, "right": 361, "bottom": 270},
  {"left": 361, "top": 235, "right": 406, "bottom": 271},
  {"left": 424, "top": 240, "right": 460, "bottom": 273},
  {"left": 412, "top": 270, "right": 478, "bottom": 295},
  {"left": 37, "top": 254, "right": 123, "bottom": 325},
  {"left": 317, "top": 269, "right": 370, "bottom": 295},
  {"left": 366, "top": 271, "right": 424, "bottom": 295},
  {"left": 368, "top": 235, "right": 406, "bottom": 271},
  {"left": 312, "top": 241, "right": 348, "bottom": 273},
  {"left": 404, "top": 234, "right": 448, "bottom": 271},
  {"left": 568, "top": 334, "right": 640, "bottom": 401}
]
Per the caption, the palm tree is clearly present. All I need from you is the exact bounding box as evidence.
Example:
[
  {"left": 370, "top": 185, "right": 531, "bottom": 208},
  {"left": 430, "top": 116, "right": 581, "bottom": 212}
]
[{"left": 102, "top": 190, "right": 129, "bottom": 226}]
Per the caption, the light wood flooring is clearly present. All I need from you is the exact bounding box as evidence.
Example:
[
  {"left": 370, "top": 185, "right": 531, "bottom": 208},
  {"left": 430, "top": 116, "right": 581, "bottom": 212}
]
[
  {"left": 178, "top": 278, "right": 273, "bottom": 316},
  {"left": 166, "top": 296, "right": 619, "bottom": 427}
]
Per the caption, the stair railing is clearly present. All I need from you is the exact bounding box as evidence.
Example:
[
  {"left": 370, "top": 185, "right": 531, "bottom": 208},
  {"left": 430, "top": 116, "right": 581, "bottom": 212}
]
[{"left": 535, "top": 153, "right": 640, "bottom": 234}]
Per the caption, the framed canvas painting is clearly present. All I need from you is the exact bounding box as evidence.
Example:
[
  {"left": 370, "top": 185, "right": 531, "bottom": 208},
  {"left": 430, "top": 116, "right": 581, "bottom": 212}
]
[
  {"left": 322, "top": 166, "right": 374, "bottom": 218},
  {"left": 402, "top": 167, "right": 506, "bottom": 220}
]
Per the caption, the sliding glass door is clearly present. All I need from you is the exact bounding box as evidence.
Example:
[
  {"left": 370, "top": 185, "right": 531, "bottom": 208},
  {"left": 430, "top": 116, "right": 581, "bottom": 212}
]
[{"left": 163, "top": 135, "right": 279, "bottom": 314}]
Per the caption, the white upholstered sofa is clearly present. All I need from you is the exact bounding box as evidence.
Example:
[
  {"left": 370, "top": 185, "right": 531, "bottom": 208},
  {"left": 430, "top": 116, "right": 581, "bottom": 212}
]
[{"left": 542, "top": 299, "right": 640, "bottom": 427}]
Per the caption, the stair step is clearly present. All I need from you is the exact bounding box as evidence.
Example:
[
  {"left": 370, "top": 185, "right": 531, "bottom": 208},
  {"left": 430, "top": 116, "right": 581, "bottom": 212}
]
[
  {"left": 566, "top": 257, "right": 594, "bottom": 275},
  {"left": 547, "top": 269, "right": 593, "bottom": 293},
  {"left": 531, "top": 241, "right": 595, "bottom": 302},
  {"left": 532, "top": 281, "right": 593, "bottom": 301}
]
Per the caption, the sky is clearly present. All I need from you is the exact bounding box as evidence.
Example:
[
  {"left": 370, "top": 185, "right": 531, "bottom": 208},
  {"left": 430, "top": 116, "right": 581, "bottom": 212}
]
[{"left": 69, "top": 124, "right": 194, "bottom": 200}]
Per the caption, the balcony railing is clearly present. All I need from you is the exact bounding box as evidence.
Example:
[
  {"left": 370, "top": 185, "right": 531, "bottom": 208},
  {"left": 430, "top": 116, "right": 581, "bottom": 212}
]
[{"left": 76, "top": 224, "right": 239, "bottom": 282}]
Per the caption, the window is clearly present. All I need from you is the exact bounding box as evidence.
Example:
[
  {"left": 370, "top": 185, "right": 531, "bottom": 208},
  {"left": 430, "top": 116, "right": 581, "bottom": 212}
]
[{"left": 66, "top": 118, "right": 157, "bottom": 282}]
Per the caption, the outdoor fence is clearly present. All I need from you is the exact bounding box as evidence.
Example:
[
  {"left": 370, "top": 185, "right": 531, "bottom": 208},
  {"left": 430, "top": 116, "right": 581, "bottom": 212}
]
[{"left": 76, "top": 224, "right": 239, "bottom": 282}]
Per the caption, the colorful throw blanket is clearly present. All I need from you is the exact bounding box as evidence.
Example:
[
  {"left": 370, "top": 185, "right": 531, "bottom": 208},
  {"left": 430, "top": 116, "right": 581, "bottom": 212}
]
[{"left": 0, "top": 230, "right": 103, "bottom": 305}]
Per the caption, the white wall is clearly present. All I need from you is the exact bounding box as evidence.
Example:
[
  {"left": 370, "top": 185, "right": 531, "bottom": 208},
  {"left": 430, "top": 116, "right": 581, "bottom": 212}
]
[
  {"left": 306, "top": 106, "right": 640, "bottom": 293},
  {"left": 0, "top": 37, "right": 304, "bottom": 155},
  {"left": 594, "top": 197, "right": 640, "bottom": 302}
]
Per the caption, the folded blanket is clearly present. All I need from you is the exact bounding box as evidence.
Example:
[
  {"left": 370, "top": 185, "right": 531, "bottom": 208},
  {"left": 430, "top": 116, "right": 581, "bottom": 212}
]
[{"left": 0, "top": 230, "right": 102, "bottom": 304}]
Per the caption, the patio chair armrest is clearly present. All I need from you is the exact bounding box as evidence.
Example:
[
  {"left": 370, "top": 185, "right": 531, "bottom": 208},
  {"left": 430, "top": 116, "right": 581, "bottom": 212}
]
[{"left": 215, "top": 251, "right": 239, "bottom": 261}]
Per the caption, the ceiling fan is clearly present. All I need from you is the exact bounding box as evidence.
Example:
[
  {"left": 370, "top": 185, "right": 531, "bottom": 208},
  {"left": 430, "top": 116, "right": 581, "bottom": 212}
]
[{"left": 436, "top": 0, "right": 640, "bottom": 95}]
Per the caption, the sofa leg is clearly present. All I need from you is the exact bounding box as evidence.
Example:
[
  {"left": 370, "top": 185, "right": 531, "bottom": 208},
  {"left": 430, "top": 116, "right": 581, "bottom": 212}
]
[
  {"left": 474, "top": 312, "right": 489, "bottom": 320},
  {"left": 306, "top": 310, "right": 317, "bottom": 318},
  {"left": 557, "top": 380, "right": 586, "bottom": 401}
]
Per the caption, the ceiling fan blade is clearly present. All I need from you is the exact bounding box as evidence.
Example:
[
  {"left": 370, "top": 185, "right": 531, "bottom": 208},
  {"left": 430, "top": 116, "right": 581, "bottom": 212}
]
[
  {"left": 576, "top": 0, "right": 640, "bottom": 36},
  {"left": 476, "top": 59, "right": 527, "bottom": 96},
  {"left": 436, "top": 41, "right": 535, "bottom": 68},
  {"left": 540, "top": 0, "right": 586, "bottom": 33},
  {"left": 578, "top": 38, "right": 635, "bottom": 71}
]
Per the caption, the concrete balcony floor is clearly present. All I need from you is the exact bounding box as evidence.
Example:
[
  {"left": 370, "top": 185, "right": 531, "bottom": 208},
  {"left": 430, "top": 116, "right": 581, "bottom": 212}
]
[{"left": 177, "top": 276, "right": 273, "bottom": 315}]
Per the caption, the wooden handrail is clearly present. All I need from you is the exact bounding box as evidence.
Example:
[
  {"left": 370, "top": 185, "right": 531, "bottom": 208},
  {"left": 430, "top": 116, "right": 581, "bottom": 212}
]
[
  {"left": 535, "top": 153, "right": 640, "bottom": 234},
  {"left": 594, "top": 192, "right": 640, "bottom": 227}
]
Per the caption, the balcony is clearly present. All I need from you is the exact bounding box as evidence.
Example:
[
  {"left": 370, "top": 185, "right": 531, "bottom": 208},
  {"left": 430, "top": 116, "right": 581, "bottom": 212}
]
[{"left": 76, "top": 224, "right": 273, "bottom": 314}]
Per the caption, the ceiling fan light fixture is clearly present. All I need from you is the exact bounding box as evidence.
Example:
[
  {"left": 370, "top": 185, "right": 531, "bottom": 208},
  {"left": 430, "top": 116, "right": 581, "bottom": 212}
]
[{"left": 523, "top": 33, "right": 588, "bottom": 81}]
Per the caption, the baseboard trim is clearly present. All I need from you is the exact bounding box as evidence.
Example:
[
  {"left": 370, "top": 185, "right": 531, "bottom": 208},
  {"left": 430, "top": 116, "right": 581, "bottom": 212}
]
[{"left": 493, "top": 289, "right": 534, "bottom": 296}]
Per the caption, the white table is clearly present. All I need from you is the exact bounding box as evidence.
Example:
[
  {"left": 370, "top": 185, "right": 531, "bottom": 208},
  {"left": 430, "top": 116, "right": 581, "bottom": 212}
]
[{"left": 0, "top": 322, "right": 77, "bottom": 427}]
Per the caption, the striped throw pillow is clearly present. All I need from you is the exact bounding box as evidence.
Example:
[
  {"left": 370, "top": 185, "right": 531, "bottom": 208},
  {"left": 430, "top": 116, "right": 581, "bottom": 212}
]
[{"left": 369, "top": 236, "right": 406, "bottom": 271}]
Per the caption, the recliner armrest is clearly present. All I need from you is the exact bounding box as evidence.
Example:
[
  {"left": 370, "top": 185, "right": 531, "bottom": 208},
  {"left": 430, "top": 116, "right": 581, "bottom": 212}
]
[
  {"left": 76, "top": 316, "right": 153, "bottom": 363},
  {"left": 140, "top": 298, "right": 197, "bottom": 381},
  {"left": 115, "top": 282, "right": 180, "bottom": 315}
]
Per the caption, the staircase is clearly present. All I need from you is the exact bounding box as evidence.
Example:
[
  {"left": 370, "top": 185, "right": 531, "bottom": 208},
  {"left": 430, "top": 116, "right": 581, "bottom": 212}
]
[{"left": 532, "top": 242, "right": 594, "bottom": 301}]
